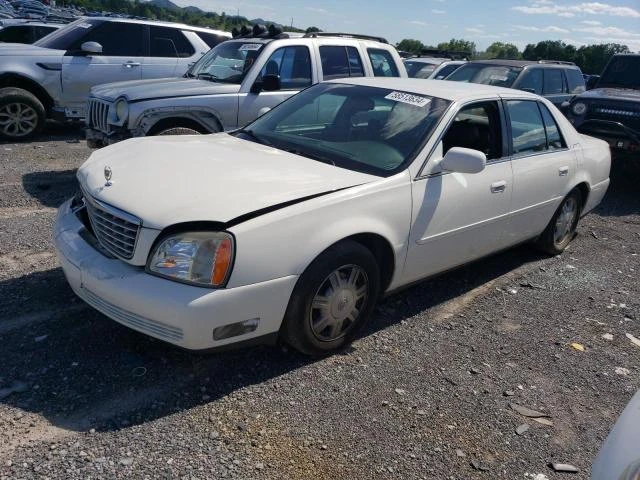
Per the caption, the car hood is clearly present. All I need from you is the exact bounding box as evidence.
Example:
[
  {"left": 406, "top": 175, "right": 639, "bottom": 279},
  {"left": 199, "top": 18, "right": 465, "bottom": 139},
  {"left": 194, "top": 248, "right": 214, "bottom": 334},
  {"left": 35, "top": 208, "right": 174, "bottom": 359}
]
[
  {"left": 78, "top": 134, "right": 378, "bottom": 230},
  {"left": 90, "top": 77, "right": 240, "bottom": 102},
  {"left": 0, "top": 42, "right": 63, "bottom": 57},
  {"left": 578, "top": 87, "right": 640, "bottom": 103}
]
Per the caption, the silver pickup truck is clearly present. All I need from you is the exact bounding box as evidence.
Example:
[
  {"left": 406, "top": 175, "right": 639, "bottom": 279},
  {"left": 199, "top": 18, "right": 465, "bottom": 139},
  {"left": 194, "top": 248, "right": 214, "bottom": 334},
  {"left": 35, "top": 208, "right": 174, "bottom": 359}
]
[
  {"left": 85, "top": 29, "right": 407, "bottom": 147},
  {"left": 0, "top": 17, "right": 229, "bottom": 140}
]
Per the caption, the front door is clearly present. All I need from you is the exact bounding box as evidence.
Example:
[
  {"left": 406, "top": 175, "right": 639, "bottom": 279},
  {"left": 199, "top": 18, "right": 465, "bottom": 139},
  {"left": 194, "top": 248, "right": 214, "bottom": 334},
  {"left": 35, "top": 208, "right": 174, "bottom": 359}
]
[
  {"left": 403, "top": 100, "right": 514, "bottom": 283},
  {"left": 237, "top": 45, "right": 313, "bottom": 127},
  {"left": 60, "top": 22, "right": 145, "bottom": 115}
]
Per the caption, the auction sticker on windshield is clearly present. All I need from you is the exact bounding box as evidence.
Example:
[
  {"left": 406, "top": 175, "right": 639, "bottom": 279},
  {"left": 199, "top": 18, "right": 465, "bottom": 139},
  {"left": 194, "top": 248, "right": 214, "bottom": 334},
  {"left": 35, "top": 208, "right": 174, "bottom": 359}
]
[
  {"left": 384, "top": 91, "right": 431, "bottom": 107},
  {"left": 239, "top": 44, "right": 262, "bottom": 51}
]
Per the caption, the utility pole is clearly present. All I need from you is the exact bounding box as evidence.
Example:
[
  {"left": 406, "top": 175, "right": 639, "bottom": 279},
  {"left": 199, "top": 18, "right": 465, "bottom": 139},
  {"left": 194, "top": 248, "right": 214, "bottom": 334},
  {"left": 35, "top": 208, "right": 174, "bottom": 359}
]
[{"left": 290, "top": 17, "right": 293, "bottom": 28}]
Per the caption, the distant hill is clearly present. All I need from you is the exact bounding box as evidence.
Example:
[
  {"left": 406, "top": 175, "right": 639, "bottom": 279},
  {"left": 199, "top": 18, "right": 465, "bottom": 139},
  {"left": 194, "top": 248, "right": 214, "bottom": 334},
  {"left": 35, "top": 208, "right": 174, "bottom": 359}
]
[
  {"left": 184, "top": 5, "right": 203, "bottom": 14},
  {"left": 250, "top": 18, "right": 283, "bottom": 28},
  {"left": 147, "top": 0, "right": 180, "bottom": 11}
]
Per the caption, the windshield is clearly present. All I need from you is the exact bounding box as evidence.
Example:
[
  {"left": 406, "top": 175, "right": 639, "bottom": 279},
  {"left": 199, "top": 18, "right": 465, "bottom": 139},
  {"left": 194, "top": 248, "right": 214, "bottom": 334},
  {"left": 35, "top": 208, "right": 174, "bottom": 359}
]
[
  {"left": 233, "top": 83, "right": 451, "bottom": 177},
  {"left": 405, "top": 60, "right": 438, "bottom": 78},
  {"left": 188, "top": 40, "right": 265, "bottom": 84},
  {"left": 447, "top": 64, "right": 522, "bottom": 87},
  {"left": 34, "top": 18, "right": 102, "bottom": 50},
  {"left": 598, "top": 56, "right": 640, "bottom": 89}
]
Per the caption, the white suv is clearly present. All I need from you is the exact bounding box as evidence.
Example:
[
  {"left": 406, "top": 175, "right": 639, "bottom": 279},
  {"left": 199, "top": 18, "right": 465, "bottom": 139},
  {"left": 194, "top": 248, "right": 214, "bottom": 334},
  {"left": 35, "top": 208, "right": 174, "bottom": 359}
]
[
  {"left": 0, "top": 17, "right": 229, "bottom": 140},
  {"left": 85, "top": 29, "right": 407, "bottom": 147}
]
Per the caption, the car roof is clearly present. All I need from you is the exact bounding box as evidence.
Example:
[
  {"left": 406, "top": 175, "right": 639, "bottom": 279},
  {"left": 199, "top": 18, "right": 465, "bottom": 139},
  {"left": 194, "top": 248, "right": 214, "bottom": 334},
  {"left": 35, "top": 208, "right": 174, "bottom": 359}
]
[
  {"left": 466, "top": 59, "right": 579, "bottom": 69},
  {"left": 328, "top": 77, "right": 540, "bottom": 101},
  {"left": 405, "top": 57, "right": 448, "bottom": 64},
  {"left": 87, "top": 17, "right": 230, "bottom": 36},
  {"left": 224, "top": 35, "right": 392, "bottom": 47},
  {"left": 0, "top": 22, "right": 62, "bottom": 27}
]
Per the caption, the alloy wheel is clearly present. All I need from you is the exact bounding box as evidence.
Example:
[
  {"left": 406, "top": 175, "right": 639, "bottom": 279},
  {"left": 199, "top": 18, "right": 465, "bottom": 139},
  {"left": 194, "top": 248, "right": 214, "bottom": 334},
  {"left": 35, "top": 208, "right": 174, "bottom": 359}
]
[
  {"left": 0, "top": 102, "right": 39, "bottom": 137},
  {"left": 554, "top": 196, "right": 578, "bottom": 246}
]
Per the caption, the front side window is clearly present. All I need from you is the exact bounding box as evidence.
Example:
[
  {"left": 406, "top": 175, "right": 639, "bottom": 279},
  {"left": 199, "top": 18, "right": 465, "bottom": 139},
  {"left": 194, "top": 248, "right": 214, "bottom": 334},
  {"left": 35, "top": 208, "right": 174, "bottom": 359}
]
[
  {"left": 149, "top": 26, "right": 194, "bottom": 58},
  {"left": 258, "top": 46, "right": 312, "bottom": 89},
  {"left": 518, "top": 68, "right": 543, "bottom": 95},
  {"left": 67, "top": 21, "right": 144, "bottom": 56},
  {"left": 367, "top": 48, "right": 400, "bottom": 77},
  {"left": 544, "top": 69, "right": 565, "bottom": 94},
  {"left": 35, "top": 18, "right": 103, "bottom": 50},
  {"left": 507, "top": 100, "right": 547, "bottom": 155},
  {"left": 405, "top": 60, "right": 436, "bottom": 78},
  {"left": 539, "top": 103, "right": 567, "bottom": 150},
  {"left": 320, "top": 46, "right": 364, "bottom": 80},
  {"left": 189, "top": 41, "right": 264, "bottom": 84},
  {"left": 236, "top": 83, "right": 450, "bottom": 176},
  {"left": 434, "top": 63, "right": 461, "bottom": 79},
  {"left": 447, "top": 64, "right": 522, "bottom": 88},
  {"left": 442, "top": 101, "right": 503, "bottom": 160}
]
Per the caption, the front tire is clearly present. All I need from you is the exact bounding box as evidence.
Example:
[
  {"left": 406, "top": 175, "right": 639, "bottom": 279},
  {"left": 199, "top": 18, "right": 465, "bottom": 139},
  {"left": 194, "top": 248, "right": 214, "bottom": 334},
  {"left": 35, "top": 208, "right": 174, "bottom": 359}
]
[
  {"left": 155, "top": 127, "right": 203, "bottom": 136},
  {"left": 536, "top": 189, "right": 582, "bottom": 255},
  {"left": 0, "top": 87, "right": 46, "bottom": 141},
  {"left": 281, "top": 240, "right": 381, "bottom": 356}
]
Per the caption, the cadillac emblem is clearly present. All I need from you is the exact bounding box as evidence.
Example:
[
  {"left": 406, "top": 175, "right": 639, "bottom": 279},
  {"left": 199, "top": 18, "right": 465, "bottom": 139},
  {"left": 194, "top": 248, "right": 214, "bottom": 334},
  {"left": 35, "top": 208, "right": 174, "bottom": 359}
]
[{"left": 104, "top": 166, "right": 113, "bottom": 186}]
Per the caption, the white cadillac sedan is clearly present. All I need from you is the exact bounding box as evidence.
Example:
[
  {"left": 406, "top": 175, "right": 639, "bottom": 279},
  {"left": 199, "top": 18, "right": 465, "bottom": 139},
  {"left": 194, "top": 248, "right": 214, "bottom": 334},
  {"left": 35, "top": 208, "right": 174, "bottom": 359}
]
[{"left": 53, "top": 78, "right": 611, "bottom": 356}]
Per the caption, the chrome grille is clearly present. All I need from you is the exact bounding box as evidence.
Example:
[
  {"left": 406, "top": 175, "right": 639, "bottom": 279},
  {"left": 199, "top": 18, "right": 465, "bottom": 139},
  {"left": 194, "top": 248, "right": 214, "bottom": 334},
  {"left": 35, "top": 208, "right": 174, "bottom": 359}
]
[
  {"left": 87, "top": 98, "right": 111, "bottom": 134},
  {"left": 84, "top": 195, "right": 140, "bottom": 260}
]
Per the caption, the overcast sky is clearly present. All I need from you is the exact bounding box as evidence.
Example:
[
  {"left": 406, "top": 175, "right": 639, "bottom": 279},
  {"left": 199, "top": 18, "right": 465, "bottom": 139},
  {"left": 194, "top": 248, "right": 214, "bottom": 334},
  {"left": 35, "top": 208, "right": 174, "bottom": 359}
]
[{"left": 170, "top": 0, "right": 640, "bottom": 51}]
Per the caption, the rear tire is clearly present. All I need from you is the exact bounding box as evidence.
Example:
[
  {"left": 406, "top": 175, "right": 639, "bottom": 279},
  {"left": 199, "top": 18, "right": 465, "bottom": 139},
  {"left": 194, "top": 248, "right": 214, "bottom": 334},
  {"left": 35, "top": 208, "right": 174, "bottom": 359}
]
[
  {"left": 0, "top": 87, "right": 45, "bottom": 141},
  {"left": 281, "top": 240, "right": 381, "bottom": 356},
  {"left": 536, "top": 189, "right": 582, "bottom": 255}
]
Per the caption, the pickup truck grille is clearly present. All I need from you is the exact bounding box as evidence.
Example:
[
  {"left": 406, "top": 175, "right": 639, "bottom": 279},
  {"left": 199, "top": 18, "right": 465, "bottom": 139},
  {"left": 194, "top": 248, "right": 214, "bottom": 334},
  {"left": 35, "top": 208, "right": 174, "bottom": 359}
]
[
  {"left": 84, "top": 194, "right": 140, "bottom": 260},
  {"left": 87, "top": 98, "right": 111, "bottom": 134}
]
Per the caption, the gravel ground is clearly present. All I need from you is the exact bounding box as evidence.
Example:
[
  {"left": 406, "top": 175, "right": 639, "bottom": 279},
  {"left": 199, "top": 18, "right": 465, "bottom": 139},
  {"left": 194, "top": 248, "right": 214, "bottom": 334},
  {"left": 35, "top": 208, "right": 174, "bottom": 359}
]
[{"left": 0, "top": 126, "right": 639, "bottom": 479}]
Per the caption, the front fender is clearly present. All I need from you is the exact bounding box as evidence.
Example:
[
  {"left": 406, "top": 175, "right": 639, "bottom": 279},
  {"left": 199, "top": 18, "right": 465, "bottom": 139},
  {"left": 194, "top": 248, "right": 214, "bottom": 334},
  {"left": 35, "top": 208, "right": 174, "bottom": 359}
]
[
  {"left": 132, "top": 105, "right": 225, "bottom": 135},
  {"left": 227, "top": 172, "right": 412, "bottom": 292}
]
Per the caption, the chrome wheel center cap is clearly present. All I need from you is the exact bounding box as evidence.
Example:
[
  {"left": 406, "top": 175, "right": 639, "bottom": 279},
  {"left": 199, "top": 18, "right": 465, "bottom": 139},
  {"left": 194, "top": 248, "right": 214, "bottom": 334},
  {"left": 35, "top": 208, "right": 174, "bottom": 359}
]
[{"left": 331, "top": 289, "right": 355, "bottom": 320}]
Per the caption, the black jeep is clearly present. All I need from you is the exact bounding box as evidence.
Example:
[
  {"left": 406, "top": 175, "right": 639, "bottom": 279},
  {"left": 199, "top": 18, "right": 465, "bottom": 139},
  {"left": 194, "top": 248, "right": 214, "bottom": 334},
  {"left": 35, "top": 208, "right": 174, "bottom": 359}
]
[{"left": 568, "top": 54, "right": 640, "bottom": 156}]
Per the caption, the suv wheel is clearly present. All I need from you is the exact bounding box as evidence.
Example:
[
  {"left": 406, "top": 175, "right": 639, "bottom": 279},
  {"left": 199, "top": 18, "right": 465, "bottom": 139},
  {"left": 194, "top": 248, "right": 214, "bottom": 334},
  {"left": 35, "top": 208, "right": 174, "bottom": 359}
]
[{"left": 0, "top": 88, "right": 45, "bottom": 141}]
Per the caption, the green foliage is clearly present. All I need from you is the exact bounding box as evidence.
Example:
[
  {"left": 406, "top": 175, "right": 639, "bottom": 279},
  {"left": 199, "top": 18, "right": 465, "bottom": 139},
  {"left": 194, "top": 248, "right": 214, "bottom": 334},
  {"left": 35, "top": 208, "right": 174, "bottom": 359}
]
[
  {"left": 437, "top": 38, "right": 476, "bottom": 55},
  {"left": 485, "top": 42, "right": 520, "bottom": 59},
  {"left": 305, "top": 26, "right": 322, "bottom": 34},
  {"left": 396, "top": 38, "right": 425, "bottom": 54},
  {"left": 522, "top": 40, "right": 629, "bottom": 74}
]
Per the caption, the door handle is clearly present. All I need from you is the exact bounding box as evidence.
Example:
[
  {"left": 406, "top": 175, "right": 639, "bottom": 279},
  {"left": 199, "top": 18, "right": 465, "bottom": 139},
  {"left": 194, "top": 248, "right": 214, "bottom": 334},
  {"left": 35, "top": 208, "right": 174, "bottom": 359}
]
[
  {"left": 559, "top": 166, "right": 569, "bottom": 176},
  {"left": 123, "top": 62, "right": 141, "bottom": 68},
  {"left": 490, "top": 180, "right": 507, "bottom": 193}
]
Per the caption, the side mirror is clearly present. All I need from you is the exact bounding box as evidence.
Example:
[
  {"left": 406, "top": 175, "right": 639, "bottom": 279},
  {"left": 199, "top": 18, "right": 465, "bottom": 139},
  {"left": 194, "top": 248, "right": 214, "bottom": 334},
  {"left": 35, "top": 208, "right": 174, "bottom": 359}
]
[
  {"left": 262, "top": 74, "right": 281, "bottom": 92},
  {"left": 80, "top": 41, "right": 102, "bottom": 54},
  {"left": 560, "top": 100, "right": 571, "bottom": 112},
  {"left": 440, "top": 147, "right": 486, "bottom": 174}
]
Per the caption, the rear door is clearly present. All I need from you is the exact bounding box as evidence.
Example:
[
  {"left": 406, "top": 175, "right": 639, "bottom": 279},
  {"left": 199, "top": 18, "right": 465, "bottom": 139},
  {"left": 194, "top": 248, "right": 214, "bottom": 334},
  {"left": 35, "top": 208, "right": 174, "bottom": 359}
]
[
  {"left": 142, "top": 25, "right": 195, "bottom": 79},
  {"left": 60, "top": 21, "right": 144, "bottom": 114},
  {"left": 505, "top": 98, "right": 576, "bottom": 242},
  {"left": 237, "top": 44, "right": 314, "bottom": 127}
]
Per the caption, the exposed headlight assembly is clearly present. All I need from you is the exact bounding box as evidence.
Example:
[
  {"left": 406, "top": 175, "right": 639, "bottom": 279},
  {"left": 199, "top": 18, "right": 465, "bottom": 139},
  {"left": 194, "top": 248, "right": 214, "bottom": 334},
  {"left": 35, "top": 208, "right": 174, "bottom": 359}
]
[
  {"left": 114, "top": 98, "right": 129, "bottom": 122},
  {"left": 148, "top": 232, "right": 234, "bottom": 288},
  {"left": 572, "top": 102, "right": 587, "bottom": 116}
]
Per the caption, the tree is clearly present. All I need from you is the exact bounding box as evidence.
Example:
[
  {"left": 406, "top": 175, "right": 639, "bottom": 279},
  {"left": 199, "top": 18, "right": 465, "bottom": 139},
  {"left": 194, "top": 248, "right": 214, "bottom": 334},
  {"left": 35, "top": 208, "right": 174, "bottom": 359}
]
[
  {"left": 485, "top": 42, "right": 520, "bottom": 59},
  {"left": 396, "top": 39, "right": 425, "bottom": 55},
  {"left": 437, "top": 38, "right": 476, "bottom": 56},
  {"left": 575, "top": 43, "right": 629, "bottom": 74},
  {"left": 305, "top": 26, "right": 322, "bottom": 33}
]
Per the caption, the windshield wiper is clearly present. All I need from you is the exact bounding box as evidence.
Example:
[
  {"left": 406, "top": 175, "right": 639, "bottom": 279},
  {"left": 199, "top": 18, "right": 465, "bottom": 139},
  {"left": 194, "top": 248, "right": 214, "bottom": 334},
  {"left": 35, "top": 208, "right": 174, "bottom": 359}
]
[
  {"left": 284, "top": 148, "right": 336, "bottom": 166},
  {"left": 196, "top": 72, "right": 220, "bottom": 82},
  {"left": 236, "top": 129, "right": 273, "bottom": 147}
]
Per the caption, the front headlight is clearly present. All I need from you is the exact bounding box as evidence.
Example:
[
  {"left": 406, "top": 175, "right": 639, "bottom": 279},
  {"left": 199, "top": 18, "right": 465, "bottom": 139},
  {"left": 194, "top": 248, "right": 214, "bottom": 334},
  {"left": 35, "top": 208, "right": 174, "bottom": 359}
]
[
  {"left": 114, "top": 98, "right": 129, "bottom": 122},
  {"left": 572, "top": 102, "right": 587, "bottom": 116},
  {"left": 148, "top": 232, "right": 234, "bottom": 288}
]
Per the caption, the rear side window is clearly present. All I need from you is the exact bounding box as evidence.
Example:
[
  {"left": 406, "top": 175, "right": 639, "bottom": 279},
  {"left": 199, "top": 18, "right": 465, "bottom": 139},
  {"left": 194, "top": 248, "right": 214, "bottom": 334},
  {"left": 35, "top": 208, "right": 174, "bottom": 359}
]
[
  {"left": 434, "top": 63, "right": 461, "bottom": 79},
  {"left": 367, "top": 48, "right": 400, "bottom": 77},
  {"left": 544, "top": 69, "right": 565, "bottom": 94},
  {"left": 0, "top": 26, "right": 32, "bottom": 43},
  {"left": 507, "top": 100, "right": 547, "bottom": 155},
  {"left": 260, "top": 45, "right": 312, "bottom": 89},
  {"left": 149, "top": 26, "right": 195, "bottom": 58},
  {"left": 539, "top": 103, "right": 567, "bottom": 150},
  {"left": 518, "top": 68, "right": 543, "bottom": 95},
  {"left": 195, "top": 31, "right": 227, "bottom": 48},
  {"left": 565, "top": 68, "right": 586, "bottom": 94},
  {"left": 320, "top": 46, "right": 364, "bottom": 79},
  {"left": 69, "top": 22, "right": 144, "bottom": 56}
]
